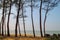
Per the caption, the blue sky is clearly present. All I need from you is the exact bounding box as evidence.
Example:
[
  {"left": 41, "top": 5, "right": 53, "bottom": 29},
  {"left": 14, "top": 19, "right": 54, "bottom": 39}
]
[
  {"left": 26, "top": 2, "right": 60, "bottom": 31},
  {"left": 46, "top": 4, "right": 60, "bottom": 31}
]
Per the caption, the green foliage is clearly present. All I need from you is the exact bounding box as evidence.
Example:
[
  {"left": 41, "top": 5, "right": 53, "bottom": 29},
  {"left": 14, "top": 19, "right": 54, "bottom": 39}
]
[{"left": 45, "top": 37, "right": 60, "bottom": 40}]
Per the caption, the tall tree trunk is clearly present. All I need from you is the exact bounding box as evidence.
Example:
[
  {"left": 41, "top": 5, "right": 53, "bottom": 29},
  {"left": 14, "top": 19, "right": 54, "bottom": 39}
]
[
  {"left": 43, "top": 3, "right": 49, "bottom": 37},
  {"left": 0, "top": 19, "right": 2, "bottom": 35},
  {"left": 7, "top": 0, "right": 12, "bottom": 36},
  {"left": 15, "top": 0, "right": 21, "bottom": 37},
  {"left": 18, "top": 22, "right": 21, "bottom": 36},
  {"left": 44, "top": 13, "right": 47, "bottom": 37},
  {"left": 3, "top": 13, "right": 7, "bottom": 36},
  {"left": 4, "top": 0, "right": 8, "bottom": 36},
  {"left": 1, "top": 0, "right": 5, "bottom": 36},
  {"left": 5, "top": 23, "right": 6, "bottom": 36},
  {"left": 39, "top": 0, "right": 43, "bottom": 37},
  {"left": 31, "top": 0, "right": 35, "bottom": 37},
  {"left": 4, "top": 13, "right": 7, "bottom": 36},
  {"left": 0, "top": 22, "right": 1, "bottom": 35},
  {"left": 22, "top": 3, "right": 26, "bottom": 37}
]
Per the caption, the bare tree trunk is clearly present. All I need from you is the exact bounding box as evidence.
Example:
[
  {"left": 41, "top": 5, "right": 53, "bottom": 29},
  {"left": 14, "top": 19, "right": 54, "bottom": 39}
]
[
  {"left": 31, "top": 0, "right": 35, "bottom": 37},
  {"left": 1, "top": 0, "right": 5, "bottom": 36},
  {"left": 18, "top": 22, "right": 21, "bottom": 36},
  {"left": 22, "top": 3, "right": 26, "bottom": 37},
  {"left": 5, "top": 23, "right": 6, "bottom": 36},
  {"left": 44, "top": 13, "right": 47, "bottom": 37},
  {"left": 23, "top": 17, "right": 26, "bottom": 37},
  {"left": 15, "top": 0, "right": 21, "bottom": 37},
  {"left": 4, "top": 13, "right": 7, "bottom": 36},
  {"left": 7, "top": 0, "right": 12, "bottom": 36},
  {"left": 0, "top": 19, "right": 2, "bottom": 35},
  {"left": 43, "top": 3, "right": 49, "bottom": 37},
  {"left": 0, "top": 22, "right": 1, "bottom": 35},
  {"left": 4, "top": 0, "right": 8, "bottom": 36},
  {"left": 39, "top": 0, "right": 43, "bottom": 37}
]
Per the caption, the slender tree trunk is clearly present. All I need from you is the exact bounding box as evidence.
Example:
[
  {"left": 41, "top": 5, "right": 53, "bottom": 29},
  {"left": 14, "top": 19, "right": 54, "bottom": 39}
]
[
  {"left": 4, "top": 0, "right": 8, "bottom": 36},
  {"left": 39, "top": 0, "right": 43, "bottom": 37},
  {"left": 1, "top": 0, "right": 5, "bottom": 36},
  {"left": 4, "top": 11, "right": 7, "bottom": 36},
  {"left": 3, "top": 13, "right": 7, "bottom": 36},
  {"left": 44, "top": 14, "right": 47, "bottom": 36},
  {"left": 31, "top": 0, "right": 35, "bottom": 37},
  {"left": 22, "top": 4, "right": 26, "bottom": 37},
  {"left": 43, "top": 3, "right": 49, "bottom": 37},
  {"left": 0, "top": 19, "right": 2, "bottom": 35},
  {"left": 7, "top": 0, "right": 12, "bottom": 36},
  {"left": 5, "top": 23, "right": 6, "bottom": 36},
  {"left": 15, "top": 0, "right": 21, "bottom": 37},
  {"left": 18, "top": 22, "right": 21, "bottom": 36},
  {"left": 23, "top": 17, "right": 26, "bottom": 37},
  {"left": 0, "top": 22, "right": 1, "bottom": 35}
]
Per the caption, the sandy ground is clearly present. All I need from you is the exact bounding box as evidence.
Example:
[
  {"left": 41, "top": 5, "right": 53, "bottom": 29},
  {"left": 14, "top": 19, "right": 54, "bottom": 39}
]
[
  {"left": 0, "top": 34, "right": 46, "bottom": 40},
  {"left": 0, "top": 34, "right": 60, "bottom": 40},
  {"left": 0, "top": 36, "right": 45, "bottom": 40}
]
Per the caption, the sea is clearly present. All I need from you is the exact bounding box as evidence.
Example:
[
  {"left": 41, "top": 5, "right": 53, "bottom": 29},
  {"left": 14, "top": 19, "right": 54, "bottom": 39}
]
[{"left": 8, "top": 30, "right": 60, "bottom": 36}]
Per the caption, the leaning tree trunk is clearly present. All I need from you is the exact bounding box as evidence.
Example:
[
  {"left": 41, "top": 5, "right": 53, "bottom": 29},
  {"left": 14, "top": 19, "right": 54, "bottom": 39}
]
[
  {"left": 39, "top": 0, "right": 43, "bottom": 37},
  {"left": 1, "top": 0, "right": 5, "bottom": 36},
  {"left": 15, "top": 0, "right": 21, "bottom": 37},
  {"left": 43, "top": 3, "right": 49, "bottom": 37},
  {"left": 43, "top": 13, "right": 47, "bottom": 37},
  {"left": 7, "top": 0, "right": 12, "bottom": 36},
  {"left": 31, "top": 0, "right": 35, "bottom": 37}
]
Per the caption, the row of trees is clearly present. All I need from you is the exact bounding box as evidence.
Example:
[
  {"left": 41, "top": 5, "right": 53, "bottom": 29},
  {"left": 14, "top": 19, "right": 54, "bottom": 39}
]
[{"left": 0, "top": 0, "right": 60, "bottom": 37}]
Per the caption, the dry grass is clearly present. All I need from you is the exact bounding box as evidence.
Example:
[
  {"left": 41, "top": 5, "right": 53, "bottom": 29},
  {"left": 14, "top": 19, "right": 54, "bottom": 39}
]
[
  {"left": 0, "top": 36, "right": 45, "bottom": 40},
  {"left": 0, "top": 34, "right": 45, "bottom": 40}
]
